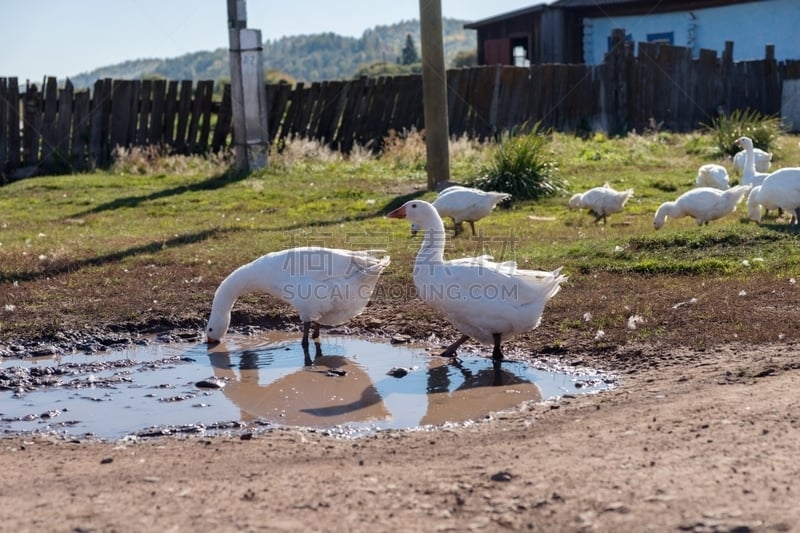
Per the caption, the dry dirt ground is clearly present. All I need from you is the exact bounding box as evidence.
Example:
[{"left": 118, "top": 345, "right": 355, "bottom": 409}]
[{"left": 2, "top": 273, "right": 800, "bottom": 532}]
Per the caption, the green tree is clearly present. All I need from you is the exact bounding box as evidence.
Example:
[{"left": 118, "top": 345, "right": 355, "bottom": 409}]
[{"left": 399, "top": 34, "right": 420, "bottom": 65}]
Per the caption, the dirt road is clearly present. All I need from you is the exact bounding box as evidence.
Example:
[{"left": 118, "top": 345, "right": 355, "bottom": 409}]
[{"left": 3, "top": 339, "right": 798, "bottom": 532}]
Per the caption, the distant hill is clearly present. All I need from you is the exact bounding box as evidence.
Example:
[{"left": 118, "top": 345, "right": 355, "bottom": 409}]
[{"left": 68, "top": 18, "right": 476, "bottom": 89}]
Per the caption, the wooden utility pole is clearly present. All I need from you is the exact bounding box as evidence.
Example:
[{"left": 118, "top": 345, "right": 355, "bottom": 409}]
[
  {"left": 227, "top": 0, "right": 269, "bottom": 171},
  {"left": 419, "top": 0, "right": 450, "bottom": 190}
]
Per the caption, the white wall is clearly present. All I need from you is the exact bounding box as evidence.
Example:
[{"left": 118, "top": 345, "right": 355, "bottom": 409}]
[{"left": 583, "top": 0, "right": 800, "bottom": 64}]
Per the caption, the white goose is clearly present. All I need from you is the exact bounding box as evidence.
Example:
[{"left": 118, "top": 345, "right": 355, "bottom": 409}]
[
  {"left": 653, "top": 185, "right": 751, "bottom": 229},
  {"left": 205, "top": 247, "right": 390, "bottom": 347},
  {"left": 568, "top": 183, "right": 634, "bottom": 223},
  {"left": 733, "top": 146, "right": 771, "bottom": 174},
  {"left": 427, "top": 185, "right": 511, "bottom": 236},
  {"left": 747, "top": 168, "right": 800, "bottom": 224},
  {"left": 695, "top": 164, "right": 729, "bottom": 190},
  {"left": 387, "top": 200, "right": 566, "bottom": 361},
  {"left": 734, "top": 137, "right": 770, "bottom": 188}
]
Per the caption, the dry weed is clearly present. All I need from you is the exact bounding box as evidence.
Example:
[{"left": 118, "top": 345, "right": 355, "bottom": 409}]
[
  {"left": 111, "top": 145, "right": 232, "bottom": 175},
  {"left": 270, "top": 136, "right": 342, "bottom": 167},
  {"left": 379, "top": 128, "right": 426, "bottom": 168}
]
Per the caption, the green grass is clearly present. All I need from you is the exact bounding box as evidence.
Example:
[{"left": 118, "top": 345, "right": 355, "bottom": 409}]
[{"left": 1, "top": 132, "right": 799, "bottom": 330}]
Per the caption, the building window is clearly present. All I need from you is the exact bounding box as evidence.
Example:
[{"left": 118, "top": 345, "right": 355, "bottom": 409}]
[
  {"left": 511, "top": 37, "right": 529, "bottom": 66},
  {"left": 647, "top": 31, "right": 674, "bottom": 44}
]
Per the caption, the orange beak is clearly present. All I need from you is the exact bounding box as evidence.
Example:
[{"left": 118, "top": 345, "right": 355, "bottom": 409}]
[{"left": 386, "top": 205, "right": 407, "bottom": 219}]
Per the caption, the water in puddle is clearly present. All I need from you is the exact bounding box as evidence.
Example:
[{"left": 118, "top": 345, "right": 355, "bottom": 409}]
[{"left": 0, "top": 333, "right": 615, "bottom": 440}]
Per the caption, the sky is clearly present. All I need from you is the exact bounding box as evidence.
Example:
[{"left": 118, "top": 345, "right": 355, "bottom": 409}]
[{"left": 1, "top": 0, "right": 540, "bottom": 82}]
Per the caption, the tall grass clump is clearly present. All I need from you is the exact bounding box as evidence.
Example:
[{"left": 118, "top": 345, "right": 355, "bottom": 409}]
[
  {"left": 269, "top": 135, "right": 344, "bottom": 168},
  {"left": 701, "top": 109, "right": 784, "bottom": 156},
  {"left": 379, "top": 128, "right": 427, "bottom": 171},
  {"left": 470, "top": 123, "right": 566, "bottom": 203}
]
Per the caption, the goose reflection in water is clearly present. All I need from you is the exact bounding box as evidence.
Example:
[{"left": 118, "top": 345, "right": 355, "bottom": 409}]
[
  {"left": 206, "top": 336, "right": 542, "bottom": 430},
  {"left": 421, "top": 357, "right": 541, "bottom": 427},
  {"left": 207, "top": 344, "right": 390, "bottom": 426}
]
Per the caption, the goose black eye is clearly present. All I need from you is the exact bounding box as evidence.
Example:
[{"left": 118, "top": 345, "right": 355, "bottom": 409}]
[{"left": 411, "top": 203, "right": 417, "bottom": 208}]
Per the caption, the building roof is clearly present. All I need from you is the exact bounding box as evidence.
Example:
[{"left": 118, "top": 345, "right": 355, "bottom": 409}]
[
  {"left": 463, "top": 3, "right": 549, "bottom": 29},
  {"left": 464, "top": 0, "right": 764, "bottom": 29}
]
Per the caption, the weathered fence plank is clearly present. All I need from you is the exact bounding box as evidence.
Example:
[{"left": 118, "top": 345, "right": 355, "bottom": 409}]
[
  {"left": 266, "top": 82, "right": 291, "bottom": 143},
  {"left": 0, "top": 78, "right": 9, "bottom": 172},
  {"left": 315, "top": 80, "right": 343, "bottom": 145},
  {"left": 195, "top": 80, "right": 214, "bottom": 152},
  {"left": 54, "top": 80, "right": 74, "bottom": 169},
  {"left": 110, "top": 80, "right": 132, "bottom": 151},
  {"left": 41, "top": 77, "right": 59, "bottom": 165},
  {"left": 163, "top": 80, "right": 179, "bottom": 146},
  {"left": 174, "top": 80, "right": 193, "bottom": 152},
  {"left": 71, "top": 89, "right": 90, "bottom": 169},
  {"left": 22, "top": 82, "right": 42, "bottom": 164},
  {"left": 211, "top": 83, "right": 232, "bottom": 152}
]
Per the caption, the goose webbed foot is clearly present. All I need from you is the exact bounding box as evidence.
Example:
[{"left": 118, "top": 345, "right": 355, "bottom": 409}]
[{"left": 440, "top": 335, "right": 470, "bottom": 358}]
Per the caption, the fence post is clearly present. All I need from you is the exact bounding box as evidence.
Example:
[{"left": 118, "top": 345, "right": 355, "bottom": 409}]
[
  {"left": 227, "top": 0, "right": 269, "bottom": 171},
  {"left": 419, "top": 0, "right": 450, "bottom": 190}
]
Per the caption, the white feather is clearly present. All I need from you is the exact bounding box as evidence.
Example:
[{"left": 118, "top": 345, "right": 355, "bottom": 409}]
[
  {"left": 568, "top": 183, "right": 634, "bottom": 223},
  {"left": 205, "top": 247, "right": 390, "bottom": 342},
  {"left": 654, "top": 185, "right": 751, "bottom": 229}
]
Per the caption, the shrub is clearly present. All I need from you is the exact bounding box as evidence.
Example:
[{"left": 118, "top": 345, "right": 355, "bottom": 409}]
[
  {"left": 701, "top": 109, "right": 783, "bottom": 156},
  {"left": 470, "top": 123, "right": 566, "bottom": 203}
]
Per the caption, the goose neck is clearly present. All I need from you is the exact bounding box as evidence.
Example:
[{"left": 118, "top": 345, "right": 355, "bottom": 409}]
[
  {"left": 218, "top": 262, "right": 275, "bottom": 305},
  {"left": 744, "top": 143, "right": 756, "bottom": 175},
  {"left": 417, "top": 226, "right": 446, "bottom": 265}
]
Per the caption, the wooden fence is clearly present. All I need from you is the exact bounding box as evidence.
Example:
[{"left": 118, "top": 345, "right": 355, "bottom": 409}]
[{"left": 2, "top": 34, "right": 800, "bottom": 181}]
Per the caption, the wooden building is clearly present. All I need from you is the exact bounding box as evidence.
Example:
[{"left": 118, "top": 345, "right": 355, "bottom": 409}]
[{"left": 465, "top": 0, "right": 797, "bottom": 66}]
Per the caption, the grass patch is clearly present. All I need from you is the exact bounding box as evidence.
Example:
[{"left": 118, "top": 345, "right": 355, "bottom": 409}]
[{"left": 1, "top": 132, "right": 800, "bottom": 340}]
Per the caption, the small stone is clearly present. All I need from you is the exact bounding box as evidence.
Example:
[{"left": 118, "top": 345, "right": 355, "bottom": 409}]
[
  {"left": 195, "top": 377, "right": 226, "bottom": 389},
  {"left": 390, "top": 334, "right": 412, "bottom": 344},
  {"left": 490, "top": 471, "right": 513, "bottom": 482},
  {"left": 387, "top": 367, "right": 409, "bottom": 378}
]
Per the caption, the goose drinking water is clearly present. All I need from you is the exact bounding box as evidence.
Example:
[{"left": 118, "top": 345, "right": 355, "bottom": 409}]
[{"left": 205, "top": 247, "right": 390, "bottom": 349}]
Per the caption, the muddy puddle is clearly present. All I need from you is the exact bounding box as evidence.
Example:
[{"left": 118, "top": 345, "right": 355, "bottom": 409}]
[{"left": 0, "top": 333, "right": 616, "bottom": 440}]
